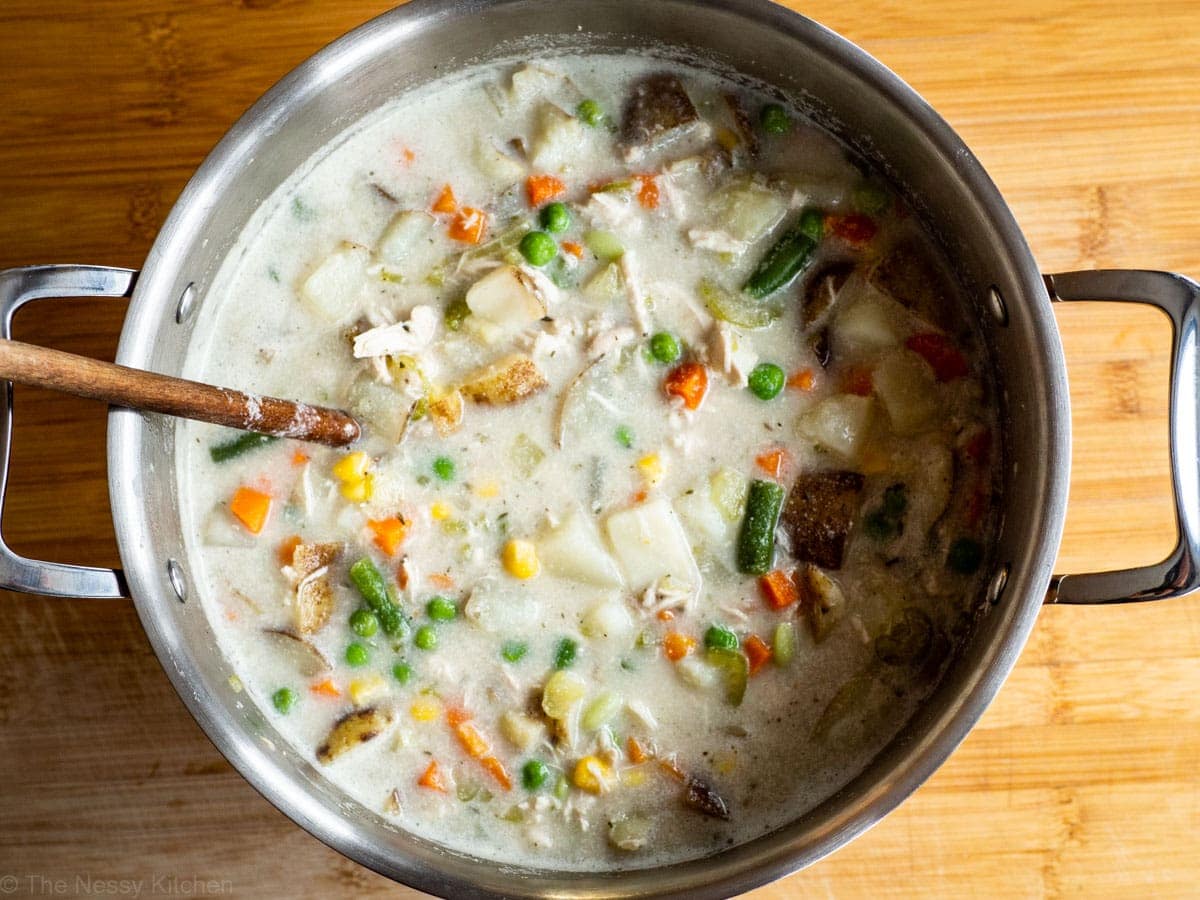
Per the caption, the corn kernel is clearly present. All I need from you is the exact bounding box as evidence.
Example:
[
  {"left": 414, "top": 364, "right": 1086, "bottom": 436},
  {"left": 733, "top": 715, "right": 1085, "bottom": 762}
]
[
  {"left": 349, "top": 674, "right": 386, "bottom": 707},
  {"left": 340, "top": 473, "right": 373, "bottom": 503},
  {"left": 501, "top": 539, "right": 540, "bottom": 579},
  {"left": 333, "top": 451, "right": 370, "bottom": 483},
  {"left": 541, "top": 670, "right": 587, "bottom": 720},
  {"left": 431, "top": 501, "right": 452, "bottom": 521},
  {"left": 410, "top": 696, "right": 441, "bottom": 722},
  {"left": 621, "top": 766, "right": 648, "bottom": 788},
  {"left": 573, "top": 756, "right": 615, "bottom": 794},
  {"left": 473, "top": 480, "right": 500, "bottom": 499},
  {"left": 636, "top": 453, "right": 665, "bottom": 488},
  {"left": 714, "top": 749, "right": 737, "bottom": 775}
]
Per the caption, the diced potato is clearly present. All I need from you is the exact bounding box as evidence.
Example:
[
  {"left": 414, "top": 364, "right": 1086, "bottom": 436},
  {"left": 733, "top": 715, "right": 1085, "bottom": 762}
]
[
  {"left": 316, "top": 707, "right": 394, "bottom": 764},
  {"left": 802, "top": 563, "right": 846, "bottom": 642},
  {"left": 797, "top": 394, "right": 875, "bottom": 461},
  {"left": 542, "top": 670, "right": 587, "bottom": 720},
  {"left": 463, "top": 578, "right": 541, "bottom": 633},
  {"left": 530, "top": 103, "right": 588, "bottom": 171},
  {"left": 676, "top": 655, "right": 720, "bottom": 691},
  {"left": 465, "top": 265, "right": 548, "bottom": 331},
  {"left": 872, "top": 349, "right": 939, "bottom": 435},
  {"left": 347, "top": 377, "right": 411, "bottom": 443},
  {"left": 474, "top": 139, "right": 526, "bottom": 185},
  {"left": 540, "top": 509, "right": 624, "bottom": 587},
  {"left": 300, "top": 242, "right": 371, "bottom": 322},
  {"left": 460, "top": 354, "right": 548, "bottom": 405},
  {"left": 580, "top": 598, "right": 633, "bottom": 641},
  {"left": 376, "top": 210, "right": 439, "bottom": 270},
  {"left": 707, "top": 176, "right": 787, "bottom": 245},
  {"left": 605, "top": 499, "right": 701, "bottom": 592},
  {"left": 500, "top": 710, "right": 545, "bottom": 751},
  {"left": 675, "top": 481, "right": 730, "bottom": 545},
  {"left": 294, "top": 577, "right": 334, "bottom": 635},
  {"left": 349, "top": 674, "right": 387, "bottom": 707},
  {"left": 833, "top": 284, "right": 911, "bottom": 351},
  {"left": 427, "top": 388, "right": 463, "bottom": 437},
  {"left": 609, "top": 815, "right": 653, "bottom": 851},
  {"left": 509, "top": 64, "right": 565, "bottom": 105}
]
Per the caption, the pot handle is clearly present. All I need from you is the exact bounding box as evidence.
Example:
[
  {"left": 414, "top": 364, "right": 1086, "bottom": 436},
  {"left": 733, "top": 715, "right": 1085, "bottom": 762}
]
[
  {"left": 1045, "top": 269, "right": 1200, "bottom": 604},
  {"left": 0, "top": 265, "right": 133, "bottom": 599}
]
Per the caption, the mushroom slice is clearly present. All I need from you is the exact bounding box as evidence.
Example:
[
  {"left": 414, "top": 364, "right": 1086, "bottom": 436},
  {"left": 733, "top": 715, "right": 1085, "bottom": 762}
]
[
  {"left": 801, "top": 563, "right": 846, "bottom": 642},
  {"left": 263, "top": 628, "right": 331, "bottom": 677},
  {"left": 620, "top": 73, "right": 702, "bottom": 162},
  {"left": 781, "top": 471, "right": 865, "bottom": 569},
  {"left": 316, "top": 707, "right": 395, "bottom": 764},
  {"left": 460, "top": 353, "right": 548, "bottom": 404}
]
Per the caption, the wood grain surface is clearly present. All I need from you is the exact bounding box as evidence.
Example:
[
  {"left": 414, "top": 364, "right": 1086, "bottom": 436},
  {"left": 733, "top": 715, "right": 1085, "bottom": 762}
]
[{"left": 0, "top": 1, "right": 1197, "bottom": 897}]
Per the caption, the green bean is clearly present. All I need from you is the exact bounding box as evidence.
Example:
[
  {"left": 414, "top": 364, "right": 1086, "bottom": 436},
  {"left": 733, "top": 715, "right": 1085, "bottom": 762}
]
[
  {"left": 742, "top": 208, "right": 823, "bottom": 299},
  {"left": 209, "top": 432, "right": 277, "bottom": 463},
  {"left": 736, "top": 479, "right": 785, "bottom": 574},
  {"left": 349, "top": 557, "right": 407, "bottom": 638}
]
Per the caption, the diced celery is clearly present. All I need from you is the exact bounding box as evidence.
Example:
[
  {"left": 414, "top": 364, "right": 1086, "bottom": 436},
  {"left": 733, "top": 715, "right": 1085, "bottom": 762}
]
[
  {"left": 582, "top": 692, "right": 622, "bottom": 730},
  {"left": 773, "top": 622, "right": 796, "bottom": 666},
  {"left": 585, "top": 230, "right": 624, "bottom": 261}
]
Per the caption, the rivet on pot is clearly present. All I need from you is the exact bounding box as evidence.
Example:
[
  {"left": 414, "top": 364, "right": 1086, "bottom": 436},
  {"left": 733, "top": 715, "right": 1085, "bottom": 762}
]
[
  {"left": 175, "top": 282, "right": 198, "bottom": 325},
  {"left": 986, "top": 564, "right": 1009, "bottom": 605},
  {"left": 167, "top": 558, "right": 188, "bottom": 603},
  {"left": 987, "top": 285, "right": 1008, "bottom": 326}
]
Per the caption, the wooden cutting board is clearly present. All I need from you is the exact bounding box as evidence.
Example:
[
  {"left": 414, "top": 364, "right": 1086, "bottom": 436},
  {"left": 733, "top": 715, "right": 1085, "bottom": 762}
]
[{"left": 0, "top": 1, "right": 1196, "bottom": 896}]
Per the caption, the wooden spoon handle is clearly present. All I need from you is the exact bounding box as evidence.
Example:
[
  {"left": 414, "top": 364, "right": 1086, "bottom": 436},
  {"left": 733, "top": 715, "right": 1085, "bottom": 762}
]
[{"left": 0, "top": 339, "right": 360, "bottom": 447}]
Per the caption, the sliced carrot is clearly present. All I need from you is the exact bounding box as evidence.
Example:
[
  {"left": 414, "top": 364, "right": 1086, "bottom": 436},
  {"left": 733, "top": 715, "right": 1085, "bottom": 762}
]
[
  {"left": 755, "top": 448, "right": 788, "bottom": 478},
  {"left": 400, "top": 147, "right": 415, "bottom": 165},
  {"left": 841, "top": 365, "right": 873, "bottom": 396},
  {"left": 627, "top": 737, "right": 648, "bottom": 764},
  {"left": 745, "top": 634, "right": 772, "bottom": 676},
  {"left": 396, "top": 559, "right": 410, "bottom": 590},
  {"left": 631, "top": 488, "right": 649, "bottom": 505},
  {"left": 787, "top": 368, "right": 815, "bottom": 392},
  {"left": 658, "top": 756, "right": 686, "bottom": 782},
  {"left": 526, "top": 174, "right": 566, "bottom": 207},
  {"left": 230, "top": 486, "right": 271, "bottom": 535},
  {"left": 759, "top": 569, "right": 799, "bottom": 610},
  {"left": 291, "top": 451, "right": 310, "bottom": 466},
  {"left": 561, "top": 240, "right": 584, "bottom": 258},
  {"left": 455, "top": 722, "right": 490, "bottom": 759},
  {"left": 663, "top": 362, "right": 708, "bottom": 410},
  {"left": 277, "top": 534, "right": 302, "bottom": 566},
  {"left": 309, "top": 678, "right": 341, "bottom": 699},
  {"left": 663, "top": 631, "right": 697, "bottom": 662},
  {"left": 906, "top": 332, "right": 969, "bottom": 382},
  {"left": 431, "top": 184, "right": 457, "bottom": 214},
  {"left": 448, "top": 207, "right": 487, "bottom": 244},
  {"left": 367, "top": 516, "right": 408, "bottom": 557},
  {"left": 480, "top": 756, "right": 513, "bottom": 791},
  {"left": 656, "top": 608, "right": 675, "bottom": 622},
  {"left": 428, "top": 572, "right": 455, "bottom": 591},
  {"left": 636, "top": 174, "right": 660, "bottom": 210},
  {"left": 418, "top": 760, "right": 449, "bottom": 792},
  {"left": 446, "top": 706, "right": 472, "bottom": 728}
]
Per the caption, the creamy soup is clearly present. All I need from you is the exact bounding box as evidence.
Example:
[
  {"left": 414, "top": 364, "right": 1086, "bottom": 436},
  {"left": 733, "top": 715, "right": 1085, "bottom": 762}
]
[{"left": 178, "top": 53, "right": 997, "bottom": 871}]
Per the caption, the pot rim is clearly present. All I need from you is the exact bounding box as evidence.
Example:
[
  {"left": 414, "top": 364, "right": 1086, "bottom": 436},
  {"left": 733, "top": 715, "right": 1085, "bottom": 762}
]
[{"left": 107, "top": 0, "right": 1071, "bottom": 896}]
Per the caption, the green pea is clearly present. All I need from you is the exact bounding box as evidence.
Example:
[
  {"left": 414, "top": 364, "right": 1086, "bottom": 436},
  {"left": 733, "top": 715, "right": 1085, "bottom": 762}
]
[
  {"left": 432, "top": 455, "right": 456, "bottom": 482},
  {"left": 704, "top": 624, "right": 739, "bottom": 652},
  {"left": 522, "top": 759, "right": 550, "bottom": 790},
  {"left": 426, "top": 596, "right": 457, "bottom": 621},
  {"left": 392, "top": 661, "right": 413, "bottom": 684},
  {"left": 414, "top": 625, "right": 438, "bottom": 651},
  {"left": 519, "top": 230, "right": 558, "bottom": 267},
  {"left": 553, "top": 637, "right": 577, "bottom": 670},
  {"left": 760, "top": 103, "right": 790, "bottom": 135},
  {"left": 615, "top": 425, "right": 634, "bottom": 449},
  {"left": 947, "top": 537, "right": 984, "bottom": 574},
  {"left": 444, "top": 297, "right": 471, "bottom": 331},
  {"left": 576, "top": 99, "right": 604, "bottom": 126},
  {"left": 539, "top": 202, "right": 571, "bottom": 234},
  {"left": 271, "top": 687, "right": 297, "bottom": 714},
  {"left": 748, "top": 363, "right": 785, "bottom": 400},
  {"left": 501, "top": 641, "right": 528, "bottom": 663},
  {"left": 349, "top": 608, "right": 379, "bottom": 638},
  {"left": 648, "top": 331, "right": 682, "bottom": 364},
  {"left": 345, "top": 642, "right": 369, "bottom": 667}
]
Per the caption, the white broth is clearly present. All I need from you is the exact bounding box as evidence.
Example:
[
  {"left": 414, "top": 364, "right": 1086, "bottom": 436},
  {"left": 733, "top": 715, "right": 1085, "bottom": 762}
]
[{"left": 177, "top": 53, "right": 997, "bottom": 870}]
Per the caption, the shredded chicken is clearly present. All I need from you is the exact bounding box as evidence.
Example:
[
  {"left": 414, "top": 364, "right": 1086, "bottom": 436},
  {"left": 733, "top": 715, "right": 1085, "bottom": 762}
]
[
  {"left": 618, "top": 254, "right": 650, "bottom": 334},
  {"left": 353, "top": 305, "right": 438, "bottom": 358},
  {"left": 706, "top": 320, "right": 757, "bottom": 387},
  {"left": 583, "top": 190, "right": 641, "bottom": 232},
  {"left": 587, "top": 325, "right": 636, "bottom": 360},
  {"left": 688, "top": 228, "right": 746, "bottom": 255}
]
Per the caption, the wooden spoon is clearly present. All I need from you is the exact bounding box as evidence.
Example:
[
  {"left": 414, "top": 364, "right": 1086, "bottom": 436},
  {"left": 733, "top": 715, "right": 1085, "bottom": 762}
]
[{"left": 0, "top": 338, "right": 360, "bottom": 447}]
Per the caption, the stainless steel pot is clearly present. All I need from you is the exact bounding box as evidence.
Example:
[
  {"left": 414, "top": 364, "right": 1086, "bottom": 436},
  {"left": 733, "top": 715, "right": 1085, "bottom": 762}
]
[{"left": 2, "top": 1, "right": 1196, "bottom": 896}]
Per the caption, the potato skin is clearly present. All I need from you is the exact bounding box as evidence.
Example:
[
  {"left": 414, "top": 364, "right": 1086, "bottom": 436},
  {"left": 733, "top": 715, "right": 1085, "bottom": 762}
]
[
  {"left": 316, "top": 707, "right": 394, "bottom": 764},
  {"left": 460, "top": 354, "right": 548, "bottom": 404}
]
